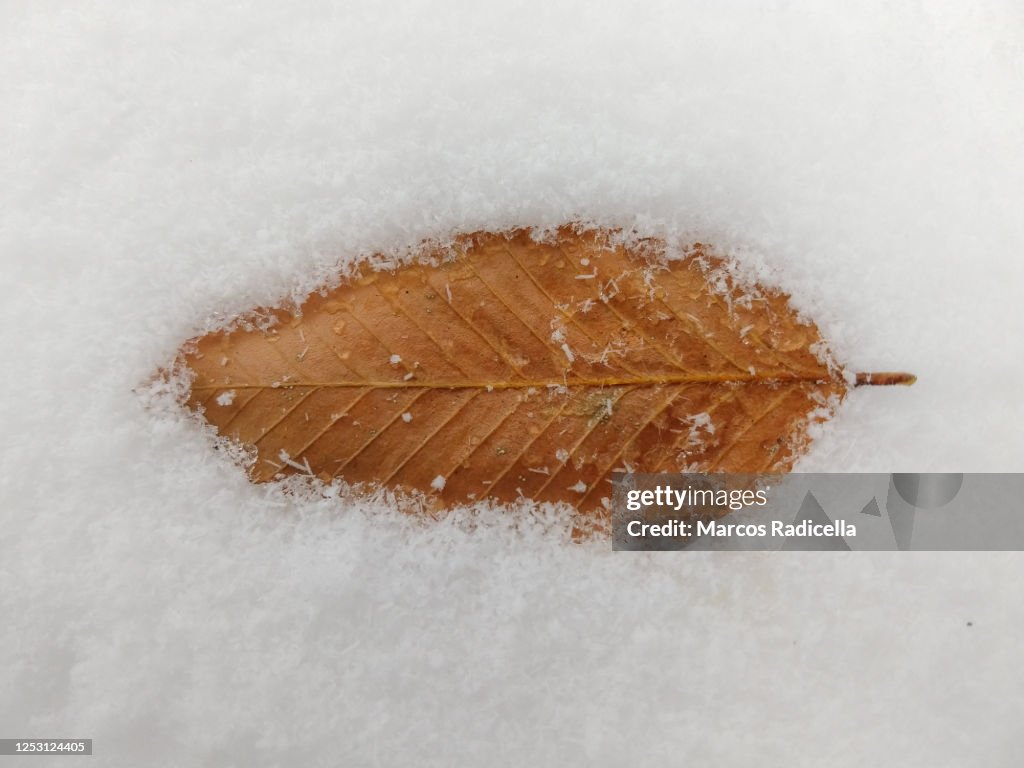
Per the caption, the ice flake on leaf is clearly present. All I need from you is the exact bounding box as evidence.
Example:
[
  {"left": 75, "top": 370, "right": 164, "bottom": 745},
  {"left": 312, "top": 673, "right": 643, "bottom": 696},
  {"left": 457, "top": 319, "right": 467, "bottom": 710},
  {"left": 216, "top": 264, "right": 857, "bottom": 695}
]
[
  {"left": 598, "top": 278, "right": 620, "bottom": 303},
  {"left": 682, "top": 412, "right": 715, "bottom": 450},
  {"left": 277, "top": 450, "right": 313, "bottom": 476},
  {"left": 216, "top": 390, "right": 236, "bottom": 406}
]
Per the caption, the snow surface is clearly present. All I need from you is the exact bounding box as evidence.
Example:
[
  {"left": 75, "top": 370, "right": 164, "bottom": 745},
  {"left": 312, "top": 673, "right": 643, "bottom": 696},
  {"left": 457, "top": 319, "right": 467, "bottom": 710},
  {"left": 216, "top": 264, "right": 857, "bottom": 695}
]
[{"left": 2, "top": 1, "right": 1023, "bottom": 765}]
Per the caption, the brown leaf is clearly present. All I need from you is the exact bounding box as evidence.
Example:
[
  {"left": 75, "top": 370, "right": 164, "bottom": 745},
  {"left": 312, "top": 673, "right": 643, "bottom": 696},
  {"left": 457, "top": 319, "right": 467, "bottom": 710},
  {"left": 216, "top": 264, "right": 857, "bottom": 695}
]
[{"left": 177, "top": 226, "right": 913, "bottom": 516}]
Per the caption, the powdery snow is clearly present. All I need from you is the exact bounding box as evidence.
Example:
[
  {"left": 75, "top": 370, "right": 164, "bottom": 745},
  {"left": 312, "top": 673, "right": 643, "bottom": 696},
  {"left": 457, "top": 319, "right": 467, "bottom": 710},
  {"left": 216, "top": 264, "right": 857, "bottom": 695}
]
[{"left": 1, "top": 2, "right": 1023, "bottom": 766}]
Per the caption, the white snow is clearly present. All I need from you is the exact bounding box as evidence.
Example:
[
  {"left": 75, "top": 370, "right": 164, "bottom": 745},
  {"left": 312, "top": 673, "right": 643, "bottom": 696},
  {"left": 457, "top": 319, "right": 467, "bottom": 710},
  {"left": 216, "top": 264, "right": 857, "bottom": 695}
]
[
  {"left": 401, "top": 412, "right": 413, "bottom": 423},
  {"left": 430, "top": 475, "right": 447, "bottom": 492},
  {"left": 2, "top": 2, "right": 1023, "bottom": 766},
  {"left": 215, "top": 390, "right": 236, "bottom": 407}
]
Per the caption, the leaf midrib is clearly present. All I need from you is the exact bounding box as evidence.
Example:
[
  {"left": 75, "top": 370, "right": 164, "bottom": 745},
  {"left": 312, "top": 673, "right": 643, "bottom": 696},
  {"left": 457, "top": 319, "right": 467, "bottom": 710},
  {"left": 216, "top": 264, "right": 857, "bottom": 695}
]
[{"left": 191, "top": 370, "right": 834, "bottom": 391}]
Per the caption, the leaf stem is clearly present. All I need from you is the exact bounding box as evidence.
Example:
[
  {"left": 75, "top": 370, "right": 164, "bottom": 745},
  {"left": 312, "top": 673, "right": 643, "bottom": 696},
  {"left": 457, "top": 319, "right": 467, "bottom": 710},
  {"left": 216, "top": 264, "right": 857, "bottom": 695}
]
[{"left": 854, "top": 372, "right": 916, "bottom": 387}]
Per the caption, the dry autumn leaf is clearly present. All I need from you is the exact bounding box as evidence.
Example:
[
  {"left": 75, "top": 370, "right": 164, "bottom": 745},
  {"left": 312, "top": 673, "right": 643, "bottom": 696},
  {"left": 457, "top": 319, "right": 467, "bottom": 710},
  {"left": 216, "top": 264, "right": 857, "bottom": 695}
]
[{"left": 177, "top": 226, "right": 913, "bottom": 516}]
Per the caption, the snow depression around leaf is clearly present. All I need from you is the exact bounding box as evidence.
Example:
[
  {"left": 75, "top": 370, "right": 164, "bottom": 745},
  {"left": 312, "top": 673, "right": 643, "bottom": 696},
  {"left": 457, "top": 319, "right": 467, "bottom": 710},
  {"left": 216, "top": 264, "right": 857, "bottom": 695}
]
[{"left": 177, "top": 226, "right": 911, "bottom": 517}]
